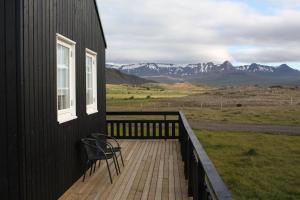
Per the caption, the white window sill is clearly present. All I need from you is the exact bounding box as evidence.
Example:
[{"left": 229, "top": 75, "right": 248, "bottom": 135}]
[
  {"left": 58, "top": 115, "right": 78, "bottom": 124},
  {"left": 87, "top": 108, "right": 98, "bottom": 115}
]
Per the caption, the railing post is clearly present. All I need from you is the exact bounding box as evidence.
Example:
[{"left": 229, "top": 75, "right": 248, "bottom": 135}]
[
  {"left": 111, "top": 122, "right": 115, "bottom": 137},
  {"left": 117, "top": 123, "right": 120, "bottom": 138},
  {"left": 123, "top": 123, "right": 126, "bottom": 138},
  {"left": 184, "top": 135, "right": 188, "bottom": 178},
  {"left": 187, "top": 140, "right": 193, "bottom": 196},
  {"left": 198, "top": 162, "right": 206, "bottom": 199},
  {"left": 179, "top": 117, "right": 184, "bottom": 157},
  {"left": 106, "top": 122, "right": 109, "bottom": 136},
  {"left": 193, "top": 154, "right": 199, "bottom": 200}
]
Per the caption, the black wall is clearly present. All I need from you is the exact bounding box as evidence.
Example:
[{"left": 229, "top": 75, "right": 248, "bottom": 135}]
[
  {"left": 0, "top": 1, "right": 8, "bottom": 198},
  {"left": 1, "top": 0, "right": 22, "bottom": 199},
  {"left": 19, "top": 0, "right": 106, "bottom": 199}
]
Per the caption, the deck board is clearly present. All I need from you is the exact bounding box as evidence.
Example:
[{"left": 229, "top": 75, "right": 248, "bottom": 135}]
[{"left": 59, "top": 140, "right": 189, "bottom": 200}]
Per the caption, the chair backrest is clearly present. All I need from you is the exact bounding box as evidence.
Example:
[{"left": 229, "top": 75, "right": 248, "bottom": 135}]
[
  {"left": 81, "top": 138, "right": 100, "bottom": 160},
  {"left": 90, "top": 133, "right": 107, "bottom": 150}
]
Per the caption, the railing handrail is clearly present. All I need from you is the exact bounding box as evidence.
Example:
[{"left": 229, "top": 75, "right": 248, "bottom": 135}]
[
  {"left": 107, "top": 119, "right": 179, "bottom": 123},
  {"left": 179, "top": 111, "right": 232, "bottom": 200},
  {"left": 107, "top": 111, "right": 180, "bottom": 116}
]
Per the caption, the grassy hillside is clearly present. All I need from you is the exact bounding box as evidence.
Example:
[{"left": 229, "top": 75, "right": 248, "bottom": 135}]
[
  {"left": 106, "top": 68, "right": 155, "bottom": 84},
  {"left": 190, "top": 72, "right": 300, "bottom": 86}
]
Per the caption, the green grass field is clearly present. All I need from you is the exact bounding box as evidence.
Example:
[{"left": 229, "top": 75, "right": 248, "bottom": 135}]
[
  {"left": 196, "top": 130, "right": 300, "bottom": 200},
  {"left": 107, "top": 84, "right": 300, "bottom": 125}
]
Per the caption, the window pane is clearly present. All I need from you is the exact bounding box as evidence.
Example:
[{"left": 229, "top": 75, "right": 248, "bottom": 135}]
[
  {"left": 86, "top": 89, "right": 93, "bottom": 105},
  {"left": 86, "top": 56, "right": 93, "bottom": 105},
  {"left": 57, "top": 44, "right": 70, "bottom": 110},
  {"left": 58, "top": 89, "right": 70, "bottom": 110}
]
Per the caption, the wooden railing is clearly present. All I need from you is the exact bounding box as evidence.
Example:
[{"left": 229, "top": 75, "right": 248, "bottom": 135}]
[
  {"left": 106, "top": 111, "right": 232, "bottom": 200},
  {"left": 107, "top": 111, "right": 180, "bottom": 139}
]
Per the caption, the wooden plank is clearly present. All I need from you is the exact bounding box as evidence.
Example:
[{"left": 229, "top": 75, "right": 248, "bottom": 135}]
[
  {"left": 155, "top": 141, "right": 166, "bottom": 200},
  {"left": 117, "top": 141, "right": 152, "bottom": 200},
  {"left": 173, "top": 140, "right": 183, "bottom": 200},
  {"left": 147, "top": 141, "right": 163, "bottom": 200},
  {"left": 161, "top": 140, "right": 169, "bottom": 200},
  {"left": 134, "top": 141, "right": 159, "bottom": 200},
  {"left": 140, "top": 141, "right": 159, "bottom": 200},
  {"left": 109, "top": 141, "right": 150, "bottom": 200},
  {"left": 126, "top": 141, "right": 154, "bottom": 200},
  {"left": 169, "top": 143, "right": 175, "bottom": 200},
  {"left": 176, "top": 141, "right": 189, "bottom": 200},
  {"left": 99, "top": 141, "right": 143, "bottom": 200}
]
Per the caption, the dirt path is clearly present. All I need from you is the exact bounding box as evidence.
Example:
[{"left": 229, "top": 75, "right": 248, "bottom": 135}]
[{"left": 189, "top": 120, "right": 300, "bottom": 135}]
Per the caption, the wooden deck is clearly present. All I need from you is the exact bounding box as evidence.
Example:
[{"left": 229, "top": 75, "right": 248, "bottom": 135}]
[{"left": 59, "top": 140, "right": 189, "bottom": 200}]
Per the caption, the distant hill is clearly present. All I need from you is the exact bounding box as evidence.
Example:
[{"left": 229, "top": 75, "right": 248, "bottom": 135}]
[
  {"left": 107, "top": 62, "right": 300, "bottom": 86},
  {"left": 106, "top": 68, "right": 155, "bottom": 84}
]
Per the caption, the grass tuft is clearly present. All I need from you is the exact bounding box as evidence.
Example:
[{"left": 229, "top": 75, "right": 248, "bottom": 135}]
[{"left": 245, "top": 148, "right": 257, "bottom": 156}]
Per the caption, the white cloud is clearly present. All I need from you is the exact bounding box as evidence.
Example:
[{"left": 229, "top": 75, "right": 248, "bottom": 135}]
[{"left": 97, "top": 0, "right": 300, "bottom": 66}]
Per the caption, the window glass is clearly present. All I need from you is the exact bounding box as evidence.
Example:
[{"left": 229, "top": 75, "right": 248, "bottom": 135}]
[
  {"left": 86, "top": 49, "right": 97, "bottom": 114},
  {"left": 86, "top": 56, "right": 93, "bottom": 105},
  {"left": 57, "top": 44, "right": 70, "bottom": 110},
  {"left": 56, "top": 33, "right": 76, "bottom": 123}
]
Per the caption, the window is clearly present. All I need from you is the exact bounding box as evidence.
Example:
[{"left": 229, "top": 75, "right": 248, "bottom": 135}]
[
  {"left": 56, "top": 34, "right": 77, "bottom": 123},
  {"left": 86, "top": 49, "right": 98, "bottom": 114}
]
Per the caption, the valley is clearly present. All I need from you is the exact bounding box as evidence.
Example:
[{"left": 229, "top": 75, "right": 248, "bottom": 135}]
[{"left": 106, "top": 82, "right": 300, "bottom": 199}]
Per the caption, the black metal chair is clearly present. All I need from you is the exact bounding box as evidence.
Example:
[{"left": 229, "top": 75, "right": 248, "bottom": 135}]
[
  {"left": 81, "top": 138, "right": 118, "bottom": 183},
  {"left": 91, "top": 133, "right": 125, "bottom": 167},
  {"left": 92, "top": 136, "right": 121, "bottom": 174}
]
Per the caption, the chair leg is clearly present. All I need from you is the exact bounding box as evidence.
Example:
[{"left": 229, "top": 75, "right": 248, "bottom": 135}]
[
  {"left": 114, "top": 154, "right": 121, "bottom": 174},
  {"left": 83, "top": 160, "right": 89, "bottom": 182},
  {"left": 98, "top": 160, "right": 101, "bottom": 168},
  {"left": 105, "top": 159, "right": 113, "bottom": 184},
  {"left": 89, "top": 162, "right": 93, "bottom": 176},
  {"left": 113, "top": 156, "right": 120, "bottom": 175},
  {"left": 120, "top": 151, "right": 125, "bottom": 166},
  {"left": 93, "top": 161, "right": 97, "bottom": 173}
]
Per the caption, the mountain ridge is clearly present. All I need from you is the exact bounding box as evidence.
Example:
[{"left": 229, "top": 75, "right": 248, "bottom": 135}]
[{"left": 106, "top": 61, "right": 300, "bottom": 85}]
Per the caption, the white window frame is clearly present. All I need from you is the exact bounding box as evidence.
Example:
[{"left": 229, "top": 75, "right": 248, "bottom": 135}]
[
  {"left": 86, "top": 48, "right": 98, "bottom": 115},
  {"left": 56, "top": 33, "right": 77, "bottom": 123}
]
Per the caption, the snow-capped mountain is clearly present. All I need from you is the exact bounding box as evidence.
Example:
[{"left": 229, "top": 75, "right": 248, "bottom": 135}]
[
  {"left": 106, "top": 61, "right": 300, "bottom": 85},
  {"left": 107, "top": 61, "right": 299, "bottom": 78}
]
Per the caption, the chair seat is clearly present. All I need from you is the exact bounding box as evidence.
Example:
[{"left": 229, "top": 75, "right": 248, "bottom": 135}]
[
  {"left": 90, "top": 152, "right": 114, "bottom": 160},
  {"left": 112, "top": 146, "right": 121, "bottom": 152}
]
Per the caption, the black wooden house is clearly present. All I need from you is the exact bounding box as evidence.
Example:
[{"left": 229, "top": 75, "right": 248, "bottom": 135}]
[
  {"left": 1, "top": 0, "right": 233, "bottom": 199},
  {"left": 1, "top": 0, "right": 107, "bottom": 199}
]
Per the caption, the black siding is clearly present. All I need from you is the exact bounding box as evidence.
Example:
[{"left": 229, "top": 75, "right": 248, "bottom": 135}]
[
  {"left": 0, "top": 0, "right": 8, "bottom": 198},
  {"left": 20, "top": 0, "right": 106, "bottom": 199},
  {"left": 1, "top": 0, "right": 22, "bottom": 199}
]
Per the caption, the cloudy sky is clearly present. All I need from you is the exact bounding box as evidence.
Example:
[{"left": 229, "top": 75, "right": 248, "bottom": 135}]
[{"left": 97, "top": 0, "right": 300, "bottom": 70}]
